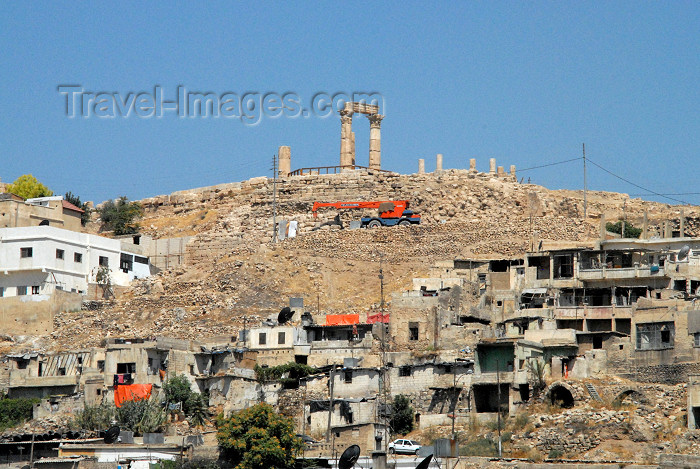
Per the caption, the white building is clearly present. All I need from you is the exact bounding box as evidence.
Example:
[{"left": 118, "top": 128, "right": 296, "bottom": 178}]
[{"left": 0, "top": 226, "right": 151, "bottom": 297}]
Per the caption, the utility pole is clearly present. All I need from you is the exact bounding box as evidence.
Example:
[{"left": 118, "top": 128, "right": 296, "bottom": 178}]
[
  {"left": 326, "top": 366, "right": 334, "bottom": 443},
  {"left": 272, "top": 154, "right": 278, "bottom": 243},
  {"left": 378, "top": 254, "right": 388, "bottom": 452},
  {"left": 582, "top": 143, "right": 588, "bottom": 220},
  {"left": 497, "top": 362, "right": 502, "bottom": 458}
]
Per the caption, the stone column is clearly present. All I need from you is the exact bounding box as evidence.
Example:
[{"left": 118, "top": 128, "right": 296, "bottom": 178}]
[
  {"left": 510, "top": 165, "right": 516, "bottom": 178},
  {"left": 368, "top": 114, "right": 384, "bottom": 170},
  {"left": 489, "top": 158, "right": 497, "bottom": 175},
  {"left": 497, "top": 166, "right": 505, "bottom": 177},
  {"left": 351, "top": 131, "right": 356, "bottom": 167},
  {"left": 278, "top": 146, "right": 291, "bottom": 177},
  {"left": 436, "top": 153, "right": 443, "bottom": 172},
  {"left": 469, "top": 158, "right": 477, "bottom": 172},
  {"left": 418, "top": 159, "right": 425, "bottom": 174},
  {"left": 339, "top": 109, "right": 354, "bottom": 169}
]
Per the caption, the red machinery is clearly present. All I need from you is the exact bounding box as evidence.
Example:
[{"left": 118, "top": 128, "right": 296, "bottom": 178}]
[{"left": 311, "top": 200, "right": 421, "bottom": 228}]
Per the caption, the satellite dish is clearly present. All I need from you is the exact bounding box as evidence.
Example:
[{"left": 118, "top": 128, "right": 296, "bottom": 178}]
[
  {"left": 338, "top": 444, "right": 361, "bottom": 469},
  {"left": 679, "top": 245, "right": 691, "bottom": 261},
  {"left": 415, "top": 454, "right": 433, "bottom": 469},
  {"left": 278, "top": 307, "right": 294, "bottom": 324},
  {"left": 104, "top": 426, "right": 120, "bottom": 444}
]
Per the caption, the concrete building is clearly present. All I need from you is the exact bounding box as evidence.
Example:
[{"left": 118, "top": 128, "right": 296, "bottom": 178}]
[
  {"left": 0, "top": 195, "right": 84, "bottom": 231},
  {"left": 0, "top": 226, "right": 152, "bottom": 298}
]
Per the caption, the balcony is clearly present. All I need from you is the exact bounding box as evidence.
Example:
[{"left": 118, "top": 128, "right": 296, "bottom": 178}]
[
  {"left": 578, "top": 265, "right": 664, "bottom": 280},
  {"left": 9, "top": 371, "right": 78, "bottom": 388}
]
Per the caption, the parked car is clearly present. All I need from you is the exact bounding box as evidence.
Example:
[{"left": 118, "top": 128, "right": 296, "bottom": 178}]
[{"left": 388, "top": 439, "right": 421, "bottom": 454}]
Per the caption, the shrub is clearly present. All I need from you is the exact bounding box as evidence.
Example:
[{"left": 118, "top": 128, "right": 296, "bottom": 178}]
[
  {"left": 116, "top": 398, "right": 166, "bottom": 435},
  {"left": 548, "top": 448, "right": 564, "bottom": 459},
  {"left": 0, "top": 394, "right": 39, "bottom": 431},
  {"left": 459, "top": 437, "right": 498, "bottom": 457},
  {"left": 72, "top": 402, "right": 115, "bottom": 430},
  {"left": 606, "top": 221, "right": 642, "bottom": 239}
]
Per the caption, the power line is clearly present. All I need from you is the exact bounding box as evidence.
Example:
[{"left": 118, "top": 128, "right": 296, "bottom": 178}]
[
  {"left": 517, "top": 157, "right": 581, "bottom": 173},
  {"left": 585, "top": 157, "right": 691, "bottom": 205}
]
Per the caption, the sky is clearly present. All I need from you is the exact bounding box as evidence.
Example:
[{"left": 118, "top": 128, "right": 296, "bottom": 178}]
[{"left": 1, "top": 2, "right": 700, "bottom": 205}]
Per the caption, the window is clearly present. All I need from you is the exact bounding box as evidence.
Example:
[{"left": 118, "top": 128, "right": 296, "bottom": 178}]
[
  {"left": 553, "top": 254, "right": 574, "bottom": 279},
  {"left": 56, "top": 249, "right": 64, "bottom": 260},
  {"left": 399, "top": 366, "right": 411, "bottom": 377},
  {"left": 695, "top": 333, "right": 700, "bottom": 348},
  {"left": 74, "top": 252, "right": 82, "bottom": 263},
  {"left": 344, "top": 371, "right": 353, "bottom": 383},
  {"left": 20, "top": 247, "right": 33, "bottom": 258},
  {"left": 58, "top": 367, "right": 66, "bottom": 376},
  {"left": 0, "top": 287, "right": 3, "bottom": 297},
  {"left": 258, "top": 332, "right": 267, "bottom": 345},
  {"left": 97, "top": 360, "right": 105, "bottom": 372},
  {"left": 133, "top": 235, "right": 141, "bottom": 245},
  {"left": 636, "top": 322, "right": 674, "bottom": 350},
  {"left": 278, "top": 331, "right": 286, "bottom": 345},
  {"left": 135, "top": 256, "right": 148, "bottom": 264},
  {"left": 31, "top": 286, "right": 40, "bottom": 295},
  {"left": 116, "top": 362, "right": 136, "bottom": 374},
  {"left": 99, "top": 256, "right": 109, "bottom": 267},
  {"left": 17, "top": 286, "right": 27, "bottom": 296},
  {"left": 409, "top": 323, "right": 419, "bottom": 341}
]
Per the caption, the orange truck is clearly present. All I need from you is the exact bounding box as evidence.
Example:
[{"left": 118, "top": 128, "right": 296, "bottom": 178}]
[{"left": 311, "top": 200, "right": 421, "bottom": 228}]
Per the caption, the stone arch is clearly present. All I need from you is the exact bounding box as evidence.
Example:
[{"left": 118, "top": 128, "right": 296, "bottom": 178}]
[
  {"left": 613, "top": 388, "right": 648, "bottom": 406},
  {"left": 547, "top": 382, "right": 575, "bottom": 408}
]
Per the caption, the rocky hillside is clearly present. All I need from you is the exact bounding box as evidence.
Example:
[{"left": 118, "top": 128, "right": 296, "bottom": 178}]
[{"left": 29, "top": 168, "right": 700, "bottom": 351}]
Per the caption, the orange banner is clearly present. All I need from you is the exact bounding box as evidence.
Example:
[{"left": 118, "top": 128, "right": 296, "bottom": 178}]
[
  {"left": 114, "top": 384, "right": 153, "bottom": 407},
  {"left": 325, "top": 314, "right": 360, "bottom": 325}
]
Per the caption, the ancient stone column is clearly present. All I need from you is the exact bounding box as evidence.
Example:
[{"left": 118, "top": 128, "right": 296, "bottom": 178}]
[
  {"left": 436, "top": 153, "right": 443, "bottom": 172},
  {"left": 418, "top": 159, "right": 425, "bottom": 174},
  {"left": 339, "top": 109, "right": 354, "bottom": 169},
  {"left": 278, "top": 146, "right": 291, "bottom": 177},
  {"left": 497, "top": 166, "right": 505, "bottom": 177},
  {"left": 351, "top": 131, "right": 356, "bottom": 167},
  {"left": 510, "top": 165, "right": 516, "bottom": 178},
  {"left": 489, "top": 158, "right": 496, "bottom": 175},
  {"left": 469, "top": 158, "right": 477, "bottom": 171},
  {"left": 368, "top": 114, "right": 384, "bottom": 170}
]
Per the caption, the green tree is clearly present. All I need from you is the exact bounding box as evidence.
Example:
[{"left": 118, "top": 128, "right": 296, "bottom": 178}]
[
  {"left": 6, "top": 174, "right": 53, "bottom": 199},
  {"left": 163, "top": 374, "right": 207, "bottom": 425},
  {"left": 389, "top": 394, "right": 414, "bottom": 436},
  {"left": 606, "top": 220, "right": 642, "bottom": 239},
  {"left": 65, "top": 191, "right": 92, "bottom": 226},
  {"left": 98, "top": 196, "right": 143, "bottom": 235},
  {"left": 217, "top": 403, "right": 302, "bottom": 469}
]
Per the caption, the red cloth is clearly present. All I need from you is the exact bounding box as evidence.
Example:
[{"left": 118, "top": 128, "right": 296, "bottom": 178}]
[
  {"left": 114, "top": 384, "right": 153, "bottom": 408},
  {"left": 367, "top": 312, "right": 390, "bottom": 324},
  {"left": 325, "top": 314, "right": 360, "bottom": 326}
]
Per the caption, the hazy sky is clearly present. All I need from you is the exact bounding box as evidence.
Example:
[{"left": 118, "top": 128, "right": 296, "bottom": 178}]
[{"left": 2, "top": 2, "right": 699, "bottom": 204}]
